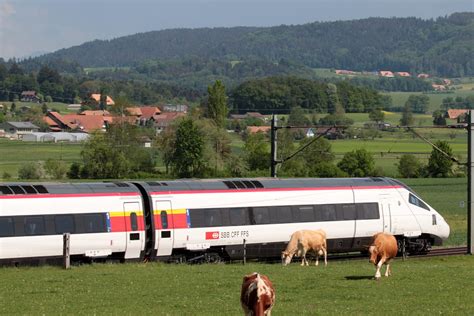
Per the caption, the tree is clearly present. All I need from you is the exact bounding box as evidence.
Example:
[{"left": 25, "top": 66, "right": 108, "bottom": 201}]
[
  {"left": 288, "top": 106, "right": 310, "bottom": 126},
  {"left": 337, "top": 149, "right": 375, "bottom": 177},
  {"left": 171, "top": 118, "right": 205, "bottom": 178},
  {"left": 81, "top": 123, "right": 155, "bottom": 178},
  {"left": 326, "top": 83, "right": 344, "bottom": 115},
  {"left": 44, "top": 159, "right": 68, "bottom": 179},
  {"left": 400, "top": 103, "right": 414, "bottom": 126},
  {"left": 432, "top": 110, "right": 446, "bottom": 126},
  {"left": 405, "top": 95, "right": 429, "bottom": 114},
  {"left": 206, "top": 80, "right": 228, "bottom": 128},
  {"left": 369, "top": 107, "right": 385, "bottom": 124},
  {"left": 426, "top": 140, "right": 454, "bottom": 177},
  {"left": 243, "top": 132, "right": 269, "bottom": 171},
  {"left": 397, "top": 154, "right": 422, "bottom": 178}
]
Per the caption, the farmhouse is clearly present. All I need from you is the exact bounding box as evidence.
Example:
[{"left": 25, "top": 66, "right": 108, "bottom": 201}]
[
  {"left": 379, "top": 71, "right": 394, "bottom": 77},
  {"left": 20, "top": 91, "right": 40, "bottom": 103},
  {"left": 1, "top": 121, "right": 40, "bottom": 139},
  {"left": 396, "top": 72, "right": 411, "bottom": 77}
]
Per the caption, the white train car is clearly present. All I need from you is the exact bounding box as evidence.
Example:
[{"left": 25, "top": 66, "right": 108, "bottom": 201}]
[
  {"left": 0, "top": 177, "right": 450, "bottom": 265},
  {"left": 0, "top": 182, "right": 149, "bottom": 265},
  {"left": 142, "top": 177, "right": 450, "bottom": 262}
]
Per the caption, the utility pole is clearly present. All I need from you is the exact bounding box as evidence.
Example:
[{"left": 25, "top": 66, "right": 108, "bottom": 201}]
[
  {"left": 468, "top": 111, "right": 474, "bottom": 254},
  {"left": 270, "top": 114, "right": 278, "bottom": 178}
]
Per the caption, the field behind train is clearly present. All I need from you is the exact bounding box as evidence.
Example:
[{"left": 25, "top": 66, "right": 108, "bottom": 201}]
[{"left": 0, "top": 255, "right": 472, "bottom": 315}]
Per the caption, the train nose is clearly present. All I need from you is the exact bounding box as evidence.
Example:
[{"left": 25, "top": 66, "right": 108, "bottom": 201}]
[{"left": 438, "top": 216, "right": 450, "bottom": 240}]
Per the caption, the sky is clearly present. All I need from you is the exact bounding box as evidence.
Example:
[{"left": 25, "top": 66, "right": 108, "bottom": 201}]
[{"left": 0, "top": 0, "right": 472, "bottom": 59}]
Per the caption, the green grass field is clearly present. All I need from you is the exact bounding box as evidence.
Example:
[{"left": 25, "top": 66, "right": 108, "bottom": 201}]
[
  {"left": 0, "top": 139, "right": 83, "bottom": 177},
  {"left": 0, "top": 255, "right": 472, "bottom": 315},
  {"left": 384, "top": 90, "right": 474, "bottom": 113}
]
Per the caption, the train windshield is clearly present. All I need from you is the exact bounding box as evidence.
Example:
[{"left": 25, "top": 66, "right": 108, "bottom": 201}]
[{"left": 409, "top": 193, "right": 430, "bottom": 211}]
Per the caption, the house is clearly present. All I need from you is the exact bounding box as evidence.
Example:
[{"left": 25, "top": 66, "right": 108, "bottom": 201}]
[
  {"left": 246, "top": 126, "right": 271, "bottom": 134},
  {"left": 230, "top": 112, "right": 267, "bottom": 121},
  {"left": 417, "top": 73, "right": 430, "bottom": 79},
  {"left": 151, "top": 112, "right": 186, "bottom": 133},
  {"left": 432, "top": 84, "right": 447, "bottom": 91},
  {"left": 379, "top": 71, "right": 394, "bottom": 78},
  {"left": 160, "top": 104, "right": 188, "bottom": 113},
  {"left": 396, "top": 72, "right": 411, "bottom": 77},
  {"left": 20, "top": 91, "right": 40, "bottom": 103},
  {"left": 446, "top": 109, "right": 469, "bottom": 120},
  {"left": 125, "top": 107, "right": 143, "bottom": 117},
  {"left": 335, "top": 70, "right": 357, "bottom": 75},
  {"left": 67, "top": 104, "right": 82, "bottom": 111},
  {"left": 1, "top": 121, "right": 40, "bottom": 139},
  {"left": 80, "top": 110, "right": 111, "bottom": 116},
  {"left": 43, "top": 111, "right": 112, "bottom": 133},
  {"left": 83, "top": 93, "right": 115, "bottom": 107},
  {"left": 443, "top": 79, "right": 452, "bottom": 85},
  {"left": 306, "top": 128, "right": 315, "bottom": 137}
]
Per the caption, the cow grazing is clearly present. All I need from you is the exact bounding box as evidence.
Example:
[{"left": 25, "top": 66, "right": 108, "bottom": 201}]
[
  {"left": 240, "top": 273, "right": 275, "bottom": 316},
  {"left": 281, "top": 229, "right": 327, "bottom": 266},
  {"left": 368, "top": 232, "right": 398, "bottom": 280}
]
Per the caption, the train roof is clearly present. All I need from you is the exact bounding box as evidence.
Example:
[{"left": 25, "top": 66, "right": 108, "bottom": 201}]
[
  {"left": 0, "top": 178, "right": 406, "bottom": 196},
  {"left": 136, "top": 177, "right": 404, "bottom": 192},
  {"left": 0, "top": 182, "right": 140, "bottom": 196}
]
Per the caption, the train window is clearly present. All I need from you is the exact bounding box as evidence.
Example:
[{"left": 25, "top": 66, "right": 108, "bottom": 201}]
[
  {"left": 274, "top": 206, "right": 292, "bottom": 223},
  {"left": 0, "top": 186, "right": 13, "bottom": 195},
  {"left": 220, "top": 209, "right": 231, "bottom": 226},
  {"left": 33, "top": 185, "right": 48, "bottom": 194},
  {"left": 55, "top": 215, "right": 75, "bottom": 234},
  {"left": 205, "top": 209, "right": 222, "bottom": 227},
  {"left": 83, "top": 214, "right": 106, "bottom": 233},
  {"left": 432, "top": 214, "right": 437, "bottom": 225},
  {"left": 409, "top": 194, "right": 430, "bottom": 211},
  {"left": 160, "top": 211, "right": 168, "bottom": 229},
  {"left": 24, "top": 216, "right": 45, "bottom": 235},
  {"left": 10, "top": 185, "right": 25, "bottom": 194},
  {"left": 130, "top": 212, "right": 138, "bottom": 231},
  {"left": 189, "top": 210, "right": 205, "bottom": 227},
  {"left": 229, "top": 208, "right": 248, "bottom": 226},
  {"left": 297, "top": 206, "right": 315, "bottom": 222},
  {"left": 339, "top": 204, "right": 356, "bottom": 220},
  {"left": 356, "top": 203, "right": 380, "bottom": 220},
  {"left": 0, "top": 217, "right": 14, "bottom": 237},
  {"left": 21, "top": 185, "right": 37, "bottom": 194},
  {"left": 319, "top": 205, "right": 337, "bottom": 221},
  {"left": 253, "top": 207, "right": 270, "bottom": 224}
]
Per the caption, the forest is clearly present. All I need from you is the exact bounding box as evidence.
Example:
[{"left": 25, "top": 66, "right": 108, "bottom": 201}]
[{"left": 16, "top": 12, "right": 474, "bottom": 78}]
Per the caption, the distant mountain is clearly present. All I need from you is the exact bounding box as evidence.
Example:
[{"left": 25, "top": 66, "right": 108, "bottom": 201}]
[{"left": 29, "top": 12, "right": 473, "bottom": 77}]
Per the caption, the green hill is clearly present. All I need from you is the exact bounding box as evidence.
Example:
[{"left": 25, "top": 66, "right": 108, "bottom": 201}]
[{"left": 27, "top": 12, "right": 473, "bottom": 77}]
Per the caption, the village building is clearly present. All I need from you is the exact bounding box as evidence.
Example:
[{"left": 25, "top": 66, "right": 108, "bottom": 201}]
[
  {"left": 379, "top": 71, "right": 394, "bottom": 77},
  {"left": 20, "top": 91, "right": 40, "bottom": 103},
  {"left": 1, "top": 121, "right": 40, "bottom": 139}
]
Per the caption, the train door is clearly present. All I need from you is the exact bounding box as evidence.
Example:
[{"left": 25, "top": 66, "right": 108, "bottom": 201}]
[
  {"left": 123, "top": 202, "right": 143, "bottom": 259},
  {"left": 155, "top": 200, "right": 174, "bottom": 257},
  {"left": 380, "top": 198, "right": 392, "bottom": 233}
]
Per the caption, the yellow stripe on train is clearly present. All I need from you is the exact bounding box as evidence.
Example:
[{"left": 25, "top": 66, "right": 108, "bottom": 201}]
[{"left": 109, "top": 211, "right": 144, "bottom": 217}]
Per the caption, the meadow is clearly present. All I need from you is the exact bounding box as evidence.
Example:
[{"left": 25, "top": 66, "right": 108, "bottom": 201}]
[{"left": 0, "top": 255, "right": 472, "bottom": 315}]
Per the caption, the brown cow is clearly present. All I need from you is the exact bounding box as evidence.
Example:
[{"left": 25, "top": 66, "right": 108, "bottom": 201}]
[
  {"left": 368, "top": 232, "right": 398, "bottom": 280},
  {"left": 281, "top": 229, "right": 327, "bottom": 266},
  {"left": 240, "top": 273, "right": 275, "bottom": 316}
]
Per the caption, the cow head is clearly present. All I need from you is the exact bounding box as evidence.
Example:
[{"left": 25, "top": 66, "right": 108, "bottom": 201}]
[
  {"left": 368, "top": 245, "right": 378, "bottom": 265},
  {"left": 281, "top": 250, "right": 293, "bottom": 266}
]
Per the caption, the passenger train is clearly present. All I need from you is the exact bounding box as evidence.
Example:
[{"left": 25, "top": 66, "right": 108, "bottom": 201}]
[{"left": 0, "top": 177, "right": 450, "bottom": 265}]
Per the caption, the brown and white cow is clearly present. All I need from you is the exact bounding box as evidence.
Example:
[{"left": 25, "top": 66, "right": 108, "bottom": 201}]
[
  {"left": 368, "top": 232, "right": 398, "bottom": 280},
  {"left": 240, "top": 273, "right": 275, "bottom": 316},
  {"left": 281, "top": 229, "right": 327, "bottom": 266}
]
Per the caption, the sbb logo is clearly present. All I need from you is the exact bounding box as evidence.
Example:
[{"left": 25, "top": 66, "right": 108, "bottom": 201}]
[{"left": 205, "top": 231, "right": 220, "bottom": 240}]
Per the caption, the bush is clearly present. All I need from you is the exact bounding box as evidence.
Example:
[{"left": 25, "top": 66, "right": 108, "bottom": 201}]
[
  {"left": 397, "top": 154, "right": 422, "bottom": 178},
  {"left": 18, "top": 162, "right": 43, "bottom": 179}
]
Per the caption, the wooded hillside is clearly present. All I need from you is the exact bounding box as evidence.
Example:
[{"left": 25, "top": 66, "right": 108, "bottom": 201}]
[{"left": 27, "top": 13, "right": 473, "bottom": 77}]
